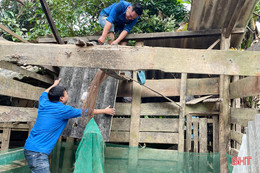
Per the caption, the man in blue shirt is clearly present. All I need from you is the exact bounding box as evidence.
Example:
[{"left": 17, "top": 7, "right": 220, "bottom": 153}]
[
  {"left": 24, "top": 78, "right": 115, "bottom": 172},
  {"left": 98, "top": 1, "right": 143, "bottom": 45}
]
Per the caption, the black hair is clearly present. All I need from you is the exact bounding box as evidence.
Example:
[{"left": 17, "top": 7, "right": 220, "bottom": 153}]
[
  {"left": 48, "top": 86, "right": 66, "bottom": 102},
  {"left": 132, "top": 3, "right": 143, "bottom": 16}
]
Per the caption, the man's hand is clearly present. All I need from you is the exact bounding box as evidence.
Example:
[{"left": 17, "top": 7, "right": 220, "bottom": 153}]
[
  {"left": 53, "top": 78, "right": 61, "bottom": 86},
  {"left": 98, "top": 36, "right": 106, "bottom": 45},
  {"left": 104, "top": 105, "right": 115, "bottom": 116}
]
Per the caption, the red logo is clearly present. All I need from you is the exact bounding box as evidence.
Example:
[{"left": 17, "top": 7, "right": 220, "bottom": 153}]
[{"left": 232, "top": 156, "right": 252, "bottom": 166}]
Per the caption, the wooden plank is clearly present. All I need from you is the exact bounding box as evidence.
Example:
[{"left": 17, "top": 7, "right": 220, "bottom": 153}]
[
  {"left": 213, "top": 116, "right": 219, "bottom": 152},
  {"left": 186, "top": 95, "right": 212, "bottom": 105},
  {"left": 1, "top": 123, "right": 11, "bottom": 150},
  {"left": 39, "top": 0, "right": 64, "bottom": 44},
  {"left": 230, "top": 130, "right": 243, "bottom": 144},
  {"left": 0, "top": 76, "right": 44, "bottom": 100},
  {"left": 193, "top": 119, "right": 199, "bottom": 153},
  {"left": 117, "top": 78, "right": 219, "bottom": 97},
  {"left": 129, "top": 71, "right": 141, "bottom": 146},
  {"left": 0, "top": 61, "right": 53, "bottom": 84},
  {"left": 0, "top": 123, "right": 29, "bottom": 129},
  {"left": 230, "top": 108, "right": 258, "bottom": 126},
  {"left": 0, "top": 106, "right": 38, "bottom": 122},
  {"left": 230, "top": 77, "right": 260, "bottom": 99},
  {"left": 109, "top": 132, "right": 178, "bottom": 144},
  {"left": 38, "top": 29, "right": 245, "bottom": 43},
  {"left": 186, "top": 114, "right": 192, "bottom": 152},
  {"left": 224, "top": 0, "right": 246, "bottom": 38},
  {"left": 219, "top": 75, "right": 230, "bottom": 173},
  {"left": 230, "top": 148, "right": 239, "bottom": 157},
  {"left": 178, "top": 73, "right": 187, "bottom": 152},
  {"left": 1, "top": 41, "right": 260, "bottom": 76},
  {"left": 199, "top": 118, "right": 207, "bottom": 153},
  {"left": 0, "top": 23, "right": 29, "bottom": 43},
  {"left": 115, "top": 102, "right": 219, "bottom": 116},
  {"left": 111, "top": 118, "right": 179, "bottom": 132}
]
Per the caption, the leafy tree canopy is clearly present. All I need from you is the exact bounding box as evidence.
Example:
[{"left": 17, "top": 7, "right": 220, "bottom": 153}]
[{"left": 0, "top": 0, "right": 188, "bottom": 41}]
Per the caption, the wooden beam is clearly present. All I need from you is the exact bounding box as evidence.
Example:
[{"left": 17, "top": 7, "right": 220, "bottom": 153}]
[
  {"left": 224, "top": 0, "right": 246, "bottom": 38},
  {"left": 110, "top": 131, "right": 178, "bottom": 144},
  {"left": 199, "top": 118, "right": 207, "bottom": 153},
  {"left": 39, "top": 0, "right": 64, "bottom": 44},
  {"left": 219, "top": 75, "right": 230, "bottom": 173},
  {"left": 178, "top": 73, "right": 187, "bottom": 152},
  {"left": 0, "top": 61, "right": 53, "bottom": 84},
  {"left": 38, "top": 28, "right": 245, "bottom": 43},
  {"left": 0, "top": 76, "right": 44, "bottom": 100},
  {"left": 115, "top": 102, "right": 219, "bottom": 116},
  {"left": 0, "top": 23, "right": 29, "bottom": 43},
  {"left": 230, "top": 108, "right": 258, "bottom": 127},
  {"left": 1, "top": 41, "right": 260, "bottom": 76},
  {"left": 230, "top": 77, "right": 260, "bottom": 99},
  {"left": 0, "top": 106, "right": 37, "bottom": 122},
  {"left": 213, "top": 116, "right": 219, "bottom": 152},
  {"left": 230, "top": 130, "right": 243, "bottom": 144},
  {"left": 129, "top": 71, "right": 141, "bottom": 147},
  {"left": 111, "top": 118, "right": 179, "bottom": 132},
  {"left": 185, "top": 114, "right": 192, "bottom": 152},
  {"left": 117, "top": 78, "right": 219, "bottom": 97},
  {"left": 193, "top": 119, "right": 199, "bottom": 153},
  {"left": 1, "top": 123, "right": 11, "bottom": 150}
]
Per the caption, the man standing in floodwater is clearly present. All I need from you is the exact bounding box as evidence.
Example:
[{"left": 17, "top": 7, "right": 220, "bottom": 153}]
[
  {"left": 98, "top": 1, "right": 143, "bottom": 45},
  {"left": 24, "top": 78, "right": 115, "bottom": 172}
]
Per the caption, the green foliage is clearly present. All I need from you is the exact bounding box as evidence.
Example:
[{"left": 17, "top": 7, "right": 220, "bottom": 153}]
[{"left": 0, "top": 0, "right": 187, "bottom": 41}]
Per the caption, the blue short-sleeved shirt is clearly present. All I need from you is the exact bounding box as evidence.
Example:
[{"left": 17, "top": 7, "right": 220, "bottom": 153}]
[
  {"left": 100, "top": 0, "right": 139, "bottom": 33},
  {"left": 24, "top": 92, "right": 83, "bottom": 155}
]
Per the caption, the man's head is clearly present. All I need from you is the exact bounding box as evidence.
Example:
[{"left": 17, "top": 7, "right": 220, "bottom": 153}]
[
  {"left": 126, "top": 3, "right": 143, "bottom": 20},
  {"left": 48, "top": 86, "right": 68, "bottom": 104}
]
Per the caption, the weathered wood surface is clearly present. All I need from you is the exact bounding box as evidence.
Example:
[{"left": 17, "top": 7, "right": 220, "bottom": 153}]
[
  {"left": 117, "top": 78, "right": 219, "bottom": 97},
  {"left": 213, "top": 116, "right": 219, "bottom": 152},
  {"left": 230, "top": 108, "right": 258, "bottom": 126},
  {"left": 199, "top": 118, "right": 208, "bottom": 153},
  {"left": 178, "top": 73, "right": 187, "bottom": 152},
  {"left": 1, "top": 41, "right": 260, "bottom": 76},
  {"left": 0, "top": 61, "right": 53, "bottom": 84},
  {"left": 0, "top": 123, "right": 29, "bottom": 129},
  {"left": 230, "top": 130, "right": 243, "bottom": 144},
  {"left": 186, "top": 95, "right": 212, "bottom": 105},
  {"left": 0, "top": 76, "right": 44, "bottom": 100},
  {"left": 219, "top": 75, "right": 230, "bottom": 173},
  {"left": 38, "top": 29, "right": 245, "bottom": 43},
  {"left": 111, "top": 118, "right": 179, "bottom": 132},
  {"left": 193, "top": 119, "right": 199, "bottom": 153},
  {"left": 109, "top": 131, "right": 178, "bottom": 144},
  {"left": 60, "top": 67, "right": 118, "bottom": 141},
  {"left": 230, "top": 77, "right": 260, "bottom": 99},
  {"left": 129, "top": 71, "right": 141, "bottom": 147},
  {"left": 186, "top": 114, "right": 192, "bottom": 152},
  {"left": 0, "top": 106, "right": 37, "bottom": 122},
  {"left": 115, "top": 102, "right": 219, "bottom": 116},
  {"left": 1, "top": 123, "right": 11, "bottom": 150}
]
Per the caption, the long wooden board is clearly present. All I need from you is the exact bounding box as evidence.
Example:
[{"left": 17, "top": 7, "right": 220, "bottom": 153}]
[
  {"left": 61, "top": 67, "right": 118, "bottom": 141},
  {"left": 230, "top": 108, "right": 258, "bottom": 126},
  {"left": 109, "top": 131, "right": 178, "bottom": 144},
  {"left": 117, "top": 78, "right": 219, "bottom": 97},
  {"left": 230, "top": 77, "right": 260, "bottom": 99},
  {"left": 1, "top": 41, "right": 260, "bottom": 76},
  {"left": 115, "top": 102, "right": 219, "bottom": 116},
  {"left": 0, "top": 76, "right": 44, "bottom": 101},
  {"left": 0, "top": 106, "right": 37, "bottom": 122}
]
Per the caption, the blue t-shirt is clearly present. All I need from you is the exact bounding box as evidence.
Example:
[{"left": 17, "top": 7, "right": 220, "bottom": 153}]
[
  {"left": 100, "top": 0, "right": 139, "bottom": 33},
  {"left": 24, "top": 92, "right": 83, "bottom": 155}
]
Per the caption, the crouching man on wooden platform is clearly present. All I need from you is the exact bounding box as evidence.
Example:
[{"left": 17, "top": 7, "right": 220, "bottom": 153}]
[
  {"left": 98, "top": 1, "right": 143, "bottom": 45},
  {"left": 24, "top": 78, "right": 115, "bottom": 173}
]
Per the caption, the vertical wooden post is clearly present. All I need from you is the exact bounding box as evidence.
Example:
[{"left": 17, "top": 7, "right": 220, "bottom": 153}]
[
  {"left": 199, "top": 118, "right": 208, "bottom": 153},
  {"left": 28, "top": 121, "right": 35, "bottom": 136},
  {"left": 1, "top": 123, "right": 11, "bottom": 150},
  {"left": 220, "top": 33, "right": 231, "bottom": 50},
  {"left": 213, "top": 116, "right": 219, "bottom": 152},
  {"left": 186, "top": 114, "right": 192, "bottom": 152},
  {"left": 129, "top": 71, "right": 141, "bottom": 146},
  {"left": 193, "top": 119, "right": 199, "bottom": 153},
  {"left": 178, "top": 73, "right": 187, "bottom": 152},
  {"left": 128, "top": 71, "right": 141, "bottom": 173},
  {"left": 219, "top": 75, "right": 230, "bottom": 173}
]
